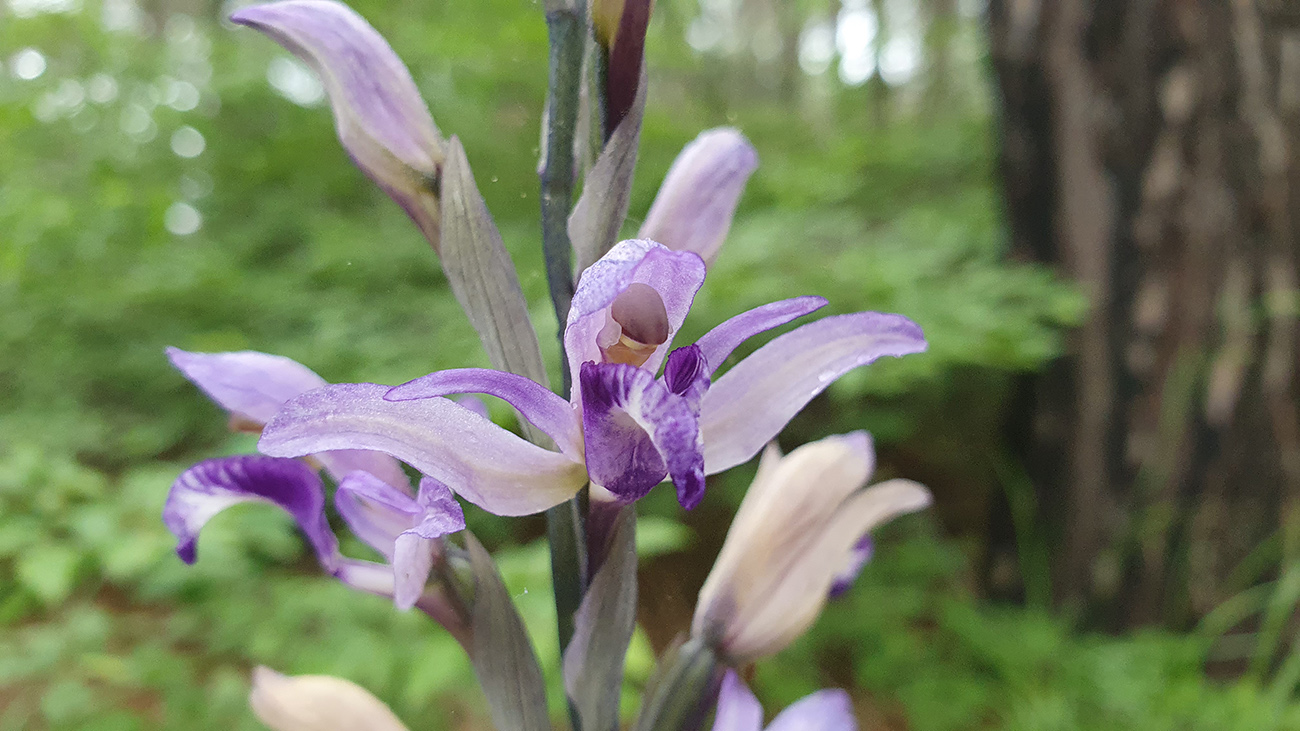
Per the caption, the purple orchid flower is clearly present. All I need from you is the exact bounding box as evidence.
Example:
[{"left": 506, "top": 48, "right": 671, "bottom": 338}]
[
  {"left": 257, "top": 239, "right": 927, "bottom": 512},
  {"left": 162, "top": 349, "right": 468, "bottom": 631},
  {"left": 712, "top": 670, "right": 857, "bottom": 731}
]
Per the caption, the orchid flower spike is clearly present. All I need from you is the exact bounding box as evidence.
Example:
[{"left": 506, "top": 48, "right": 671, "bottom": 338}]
[
  {"left": 712, "top": 670, "right": 857, "bottom": 731},
  {"left": 162, "top": 349, "right": 468, "bottom": 633},
  {"left": 258, "top": 239, "right": 926, "bottom": 514},
  {"left": 231, "top": 0, "right": 445, "bottom": 247},
  {"left": 692, "top": 432, "right": 931, "bottom": 664},
  {"left": 250, "top": 666, "right": 410, "bottom": 731}
]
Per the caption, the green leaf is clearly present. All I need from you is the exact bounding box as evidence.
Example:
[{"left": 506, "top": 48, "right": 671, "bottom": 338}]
[
  {"left": 465, "top": 532, "right": 551, "bottom": 731},
  {"left": 564, "top": 507, "right": 638, "bottom": 731},
  {"left": 439, "top": 136, "right": 552, "bottom": 394}
]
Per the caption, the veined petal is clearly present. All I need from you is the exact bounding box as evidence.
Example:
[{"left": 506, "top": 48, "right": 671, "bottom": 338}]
[
  {"left": 693, "top": 296, "right": 827, "bottom": 375},
  {"left": 722, "top": 479, "right": 931, "bottom": 661},
  {"left": 391, "top": 478, "right": 465, "bottom": 608},
  {"left": 259, "top": 384, "right": 586, "bottom": 516},
  {"left": 249, "top": 666, "right": 411, "bottom": 731},
  {"left": 166, "top": 347, "right": 410, "bottom": 488},
  {"left": 639, "top": 128, "right": 759, "bottom": 268},
  {"left": 334, "top": 470, "right": 420, "bottom": 561},
  {"left": 766, "top": 690, "right": 857, "bottom": 731},
  {"left": 230, "top": 0, "right": 444, "bottom": 245},
  {"left": 700, "top": 313, "right": 926, "bottom": 474},
  {"left": 164, "top": 455, "right": 338, "bottom": 569},
  {"left": 711, "top": 671, "right": 763, "bottom": 731},
  {"left": 384, "top": 369, "right": 582, "bottom": 461},
  {"left": 566, "top": 240, "right": 706, "bottom": 401},
  {"left": 663, "top": 345, "right": 710, "bottom": 404},
  {"left": 580, "top": 362, "right": 705, "bottom": 508},
  {"left": 166, "top": 347, "right": 326, "bottom": 426}
]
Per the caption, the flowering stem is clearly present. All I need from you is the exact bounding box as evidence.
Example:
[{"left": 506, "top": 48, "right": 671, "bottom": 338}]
[
  {"left": 540, "top": 5, "right": 584, "bottom": 330},
  {"left": 539, "top": 0, "right": 590, "bottom": 673},
  {"left": 632, "top": 637, "right": 722, "bottom": 731}
]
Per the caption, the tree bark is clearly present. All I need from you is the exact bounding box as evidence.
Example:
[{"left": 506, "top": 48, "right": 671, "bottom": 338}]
[{"left": 989, "top": 0, "right": 1300, "bottom": 628}]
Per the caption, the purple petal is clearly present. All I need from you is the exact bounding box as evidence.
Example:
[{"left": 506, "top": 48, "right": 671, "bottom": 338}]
[
  {"left": 230, "top": 0, "right": 444, "bottom": 243},
  {"left": 384, "top": 369, "right": 582, "bottom": 461},
  {"left": 766, "top": 689, "right": 857, "bottom": 731},
  {"left": 335, "top": 470, "right": 420, "bottom": 560},
  {"left": 390, "top": 479, "right": 463, "bottom": 610},
  {"left": 711, "top": 671, "right": 763, "bottom": 731},
  {"left": 166, "top": 347, "right": 326, "bottom": 426},
  {"left": 693, "top": 297, "right": 828, "bottom": 375},
  {"left": 316, "top": 450, "right": 412, "bottom": 493},
  {"left": 166, "top": 348, "right": 410, "bottom": 488},
  {"left": 455, "top": 394, "right": 490, "bottom": 419},
  {"left": 700, "top": 313, "right": 927, "bottom": 475},
  {"left": 639, "top": 128, "right": 759, "bottom": 268},
  {"left": 829, "top": 535, "right": 874, "bottom": 599},
  {"left": 580, "top": 362, "right": 705, "bottom": 508},
  {"left": 164, "top": 455, "right": 338, "bottom": 569},
  {"left": 663, "top": 345, "right": 710, "bottom": 403},
  {"left": 259, "top": 383, "right": 587, "bottom": 516},
  {"left": 565, "top": 240, "right": 706, "bottom": 401}
]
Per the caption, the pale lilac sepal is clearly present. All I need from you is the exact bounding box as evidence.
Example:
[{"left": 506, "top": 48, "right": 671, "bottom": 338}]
[
  {"left": 580, "top": 362, "right": 706, "bottom": 508},
  {"left": 711, "top": 671, "right": 764, "bottom": 731},
  {"left": 166, "top": 347, "right": 326, "bottom": 426},
  {"left": 700, "top": 312, "right": 927, "bottom": 475},
  {"left": 230, "top": 1, "right": 444, "bottom": 211},
  {"left": 829, "top": 535, "right": 873, "bottom": 599},
  {"left": 167, "top": 347, "right": 411, "bottom": 489},
  {"left": 259, "top": 383, "right": 587, "bottom": 516},
  {"left": 384, "top": 368, "right": 583, "bottom": 461},
  {"left": 693, "top": 296, "right": 827, "bottom": 375},
  {"left": 639, "top": 128, "right": 758, "bottom": 268},
  {"left": 766, "top": 689, "right": 857, "bottom": 731},
  {"left": 566, "top": 240, "right": 706, "bottom": 400},
  {"left": 163, "top": 455, "right": 338, "bottom": 569},
  {"left": 334, "top": 470, "right": 422, "bottom": 561}
]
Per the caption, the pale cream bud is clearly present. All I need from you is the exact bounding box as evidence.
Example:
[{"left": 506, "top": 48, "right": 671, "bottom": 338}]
[
  {"left": 249, "top": 666, "right": 410, "bottom": 731},
  {"left": 692, "top": 433, "right": 931, "bottom": 663}
]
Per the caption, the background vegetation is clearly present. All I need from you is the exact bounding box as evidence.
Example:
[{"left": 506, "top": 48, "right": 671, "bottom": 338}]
[{"left": 0, "top": 0, "right": 1291, "bottom": 728}]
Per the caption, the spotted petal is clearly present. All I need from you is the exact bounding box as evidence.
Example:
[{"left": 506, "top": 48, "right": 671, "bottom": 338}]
[
  {"left": 259, "top": 383, "right": 587, "bottom": 516},
  {"left": 163, "top": 455, "right": 338, "bottom": 569}
]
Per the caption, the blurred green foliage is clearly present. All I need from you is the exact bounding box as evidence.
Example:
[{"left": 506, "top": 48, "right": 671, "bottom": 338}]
[{"left": 2, "top": 0, "right": 1279, "bottom": 729}]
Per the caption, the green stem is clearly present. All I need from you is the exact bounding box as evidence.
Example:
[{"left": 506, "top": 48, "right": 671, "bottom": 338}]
[
  {"left": 540, "top": 7, "right": 584, "bottom": 333},
  {"left": 632, "top": 637, "right": 722, "bottom": 731},
  {"left": 539, "top": 0, "right": 590, "bottom": 702}
]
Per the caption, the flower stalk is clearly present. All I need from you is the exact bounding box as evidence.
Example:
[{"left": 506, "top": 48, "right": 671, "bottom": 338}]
[{"left": 540, "top": 0, "right": 592, "bottom": 694}]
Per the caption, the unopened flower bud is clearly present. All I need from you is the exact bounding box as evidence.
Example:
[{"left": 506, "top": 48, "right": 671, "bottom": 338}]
[
  {"left": 639, "top": 128, "right": 758, "bottom": 268},
  {"left": 249, "top": 666, "right": 410, "bottom": 731},
  {"left": 232, "top": 0, "right": 445, "bottom": 248},
  {"left": 692, "top": 433, "right": 930, "bottom": 663}
]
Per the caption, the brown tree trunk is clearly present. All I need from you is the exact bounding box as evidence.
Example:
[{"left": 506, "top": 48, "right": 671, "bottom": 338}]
[{"left": 989, "top": 0, "right": 1300, "bottom": 629}]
